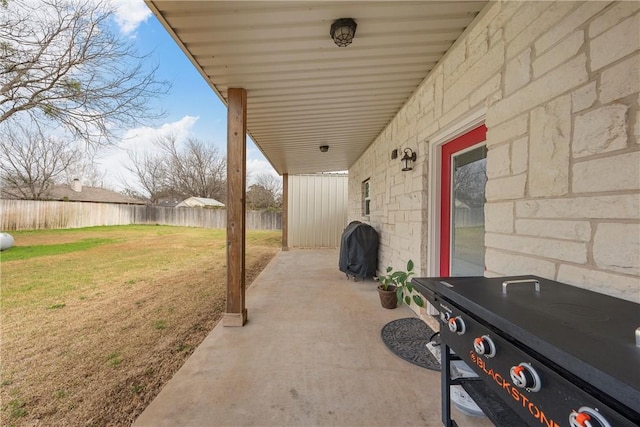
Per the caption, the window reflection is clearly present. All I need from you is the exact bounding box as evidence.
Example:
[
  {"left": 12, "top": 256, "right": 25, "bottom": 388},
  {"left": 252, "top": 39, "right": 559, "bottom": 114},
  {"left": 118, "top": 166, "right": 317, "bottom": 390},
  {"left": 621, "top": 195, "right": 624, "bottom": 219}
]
[{"left": 451, "top": 146, "right": 486, "bottom": 276}]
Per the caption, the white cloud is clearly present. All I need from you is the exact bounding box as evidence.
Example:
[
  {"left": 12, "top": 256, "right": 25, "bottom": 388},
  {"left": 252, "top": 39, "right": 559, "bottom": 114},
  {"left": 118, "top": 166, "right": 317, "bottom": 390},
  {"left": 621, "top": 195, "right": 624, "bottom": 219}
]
[
  {"left": 246, "top": 158, "right": 280, "bottom": 186},
  {"left": 6, "top": 0, "right": 152, "bottom": 41},
  {"left": 97, "top": 116, "right": 199, "bottom": 191},
  {"left": 96, "top": 115, "right": 281, "bottom": 195},
  {"left": 118, "top": 115, "right": 198, "bottom": 153},
  {"left": 109, "top": 0, "right": 152, "bottom": 35}
]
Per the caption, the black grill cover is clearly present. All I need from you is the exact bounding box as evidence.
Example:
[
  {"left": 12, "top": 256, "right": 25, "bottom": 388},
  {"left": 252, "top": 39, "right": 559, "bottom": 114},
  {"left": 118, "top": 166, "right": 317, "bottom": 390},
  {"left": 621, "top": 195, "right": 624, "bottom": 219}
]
[{"left": 339, "top": 221, "right": 379, "bottom": 279}]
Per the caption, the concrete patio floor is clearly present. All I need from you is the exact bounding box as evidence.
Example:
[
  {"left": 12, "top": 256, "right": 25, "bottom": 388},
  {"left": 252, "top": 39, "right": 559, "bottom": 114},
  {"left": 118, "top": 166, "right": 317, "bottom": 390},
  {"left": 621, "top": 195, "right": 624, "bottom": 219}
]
[{"left": 134, "top": 249, "right": 493, "bottom": 427}]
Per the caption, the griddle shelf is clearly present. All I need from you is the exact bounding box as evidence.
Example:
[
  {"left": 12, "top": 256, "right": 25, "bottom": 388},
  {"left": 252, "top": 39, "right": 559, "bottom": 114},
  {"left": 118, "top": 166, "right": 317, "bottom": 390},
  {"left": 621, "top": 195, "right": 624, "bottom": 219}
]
[
  {"left": 459, "top": 379, "right": 527, "bottom": 426},
  {"left": 441, "top": 342, "right": 528, "bottom": 427}
]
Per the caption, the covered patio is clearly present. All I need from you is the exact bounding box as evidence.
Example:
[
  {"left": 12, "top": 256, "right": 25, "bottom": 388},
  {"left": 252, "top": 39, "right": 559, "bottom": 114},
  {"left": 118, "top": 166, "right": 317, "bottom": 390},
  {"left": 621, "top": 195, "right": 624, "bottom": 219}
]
[
  {"left": 137, "top": 0, "right": 639, "bottom": 425},
  {"left": 135, "top": 2, "right": 495, "bottom": 424},
  {"left": 134, "top": 249, "right": 491, "bottom": 426},
  {"left": 143, "top": 0, "right": 491, "bottom": 327}
]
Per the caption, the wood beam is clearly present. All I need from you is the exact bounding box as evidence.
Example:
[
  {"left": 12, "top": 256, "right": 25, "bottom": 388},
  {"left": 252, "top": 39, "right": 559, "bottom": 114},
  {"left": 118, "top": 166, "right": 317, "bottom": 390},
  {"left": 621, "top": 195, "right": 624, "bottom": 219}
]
[
  {"left": 224, "top": 88, "right": 247, "bottom": 327},
  {"left": 282, "top": 173, "right": 289, "bottom": 251}
]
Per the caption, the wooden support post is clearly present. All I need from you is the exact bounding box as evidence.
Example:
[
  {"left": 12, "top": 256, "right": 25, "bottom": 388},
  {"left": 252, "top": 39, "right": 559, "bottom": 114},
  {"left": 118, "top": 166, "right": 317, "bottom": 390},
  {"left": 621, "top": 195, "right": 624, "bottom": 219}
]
[
  {"left": 224, "top": 88, "right": 247, "bottom": 327},
  {"left": 282, "top": 173, "right": 289, "bottom": 251}
]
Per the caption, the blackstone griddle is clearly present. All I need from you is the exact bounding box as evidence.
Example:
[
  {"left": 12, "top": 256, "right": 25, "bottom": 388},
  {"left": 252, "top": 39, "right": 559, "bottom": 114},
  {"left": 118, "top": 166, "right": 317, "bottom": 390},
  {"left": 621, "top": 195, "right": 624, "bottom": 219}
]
[{"left": 412, "top": 275, "right": 640, "bottom": 427}]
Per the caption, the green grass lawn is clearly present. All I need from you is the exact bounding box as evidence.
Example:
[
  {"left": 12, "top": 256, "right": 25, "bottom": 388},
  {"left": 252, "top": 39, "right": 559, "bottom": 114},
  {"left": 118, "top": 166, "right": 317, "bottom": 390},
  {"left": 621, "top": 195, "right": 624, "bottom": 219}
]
[
  {"left": 1, "top": 237, "right": 120, "bottom": 261},
  {"left": 0, "top": 225, "right": 281, "bottom": 426}
]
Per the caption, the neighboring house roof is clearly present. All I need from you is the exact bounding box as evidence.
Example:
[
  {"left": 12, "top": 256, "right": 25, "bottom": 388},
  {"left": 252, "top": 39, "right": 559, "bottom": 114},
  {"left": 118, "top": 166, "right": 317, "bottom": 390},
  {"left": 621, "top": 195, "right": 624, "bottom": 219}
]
[
  {"left": 454, "top": 199, "right": 471, "bottom": 209},
  {"left": 1, "top": 182, "right": 146, "bottom": 205},
  {"left": 175, "top": 197, "right": 225, "bottom": 208},
  {"left": 155, "top": 196, "right": 181, "bottom": 208},
  {"left": 46, "top": 185, "right": 146, "bottom": 204}
]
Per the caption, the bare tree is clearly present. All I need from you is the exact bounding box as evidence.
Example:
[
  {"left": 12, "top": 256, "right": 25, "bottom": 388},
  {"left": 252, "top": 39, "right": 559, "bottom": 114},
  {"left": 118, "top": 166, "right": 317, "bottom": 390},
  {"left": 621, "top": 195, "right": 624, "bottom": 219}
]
[
  {"left": 124, "top": 135, "right": 227, "bottom": 203},
  {"left": 0, "top": 0, "right": 170, "bottom": 146},
  {"left": 254, "top": 173, "right": 282, "bottom": 198},
  {"left": 157, "top": 135, "right": 227, "bottom": 202},
  {"left": 0, "top": 122, "right": 83, "bottom": 199},
  {"left": 247, "top": 173, "right": 282, "bottom": 210},
  {"left": 454, "top": 158, "right": 486, "bottom": 208},
  {"left": 246, "top": 184, "right": 274, "bottom": 210},
  {"left": 119, "top": 186, "right": 147, "bottom": 201},
  {"left": 64, "top": 153, "right": 105, "bottom": 187},
  {"left": 124, "top": 150, "right": 169, "bottom": 203}
]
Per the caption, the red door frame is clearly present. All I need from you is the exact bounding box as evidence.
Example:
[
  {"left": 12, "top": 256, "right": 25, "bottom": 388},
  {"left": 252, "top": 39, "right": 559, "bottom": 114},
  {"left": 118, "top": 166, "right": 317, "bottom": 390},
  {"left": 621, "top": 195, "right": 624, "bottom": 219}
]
[{"left": 439, "top": 124, "right": 487, "bottom": 276}]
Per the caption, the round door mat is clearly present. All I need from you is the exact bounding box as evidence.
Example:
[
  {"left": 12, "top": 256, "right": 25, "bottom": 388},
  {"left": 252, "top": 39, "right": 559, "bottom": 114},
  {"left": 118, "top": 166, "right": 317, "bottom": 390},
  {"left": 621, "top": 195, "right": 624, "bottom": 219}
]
[{"left": 380, "top": 318, "right": 440, "bottom": 371}]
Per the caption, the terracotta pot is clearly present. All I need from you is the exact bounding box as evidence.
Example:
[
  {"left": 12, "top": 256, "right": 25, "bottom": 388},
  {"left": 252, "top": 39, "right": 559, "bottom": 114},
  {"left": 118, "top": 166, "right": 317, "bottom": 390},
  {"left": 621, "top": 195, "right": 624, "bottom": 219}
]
[{"left": 378, "top": 285, "right": 397, "bottom": 309}]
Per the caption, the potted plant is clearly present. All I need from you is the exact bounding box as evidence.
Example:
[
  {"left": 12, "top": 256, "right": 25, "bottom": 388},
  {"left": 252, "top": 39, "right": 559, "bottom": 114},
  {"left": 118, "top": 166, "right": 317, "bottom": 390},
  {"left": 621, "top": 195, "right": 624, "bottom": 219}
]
[{"left": 375, "top": 260, "right": 425, "bottom": 309}]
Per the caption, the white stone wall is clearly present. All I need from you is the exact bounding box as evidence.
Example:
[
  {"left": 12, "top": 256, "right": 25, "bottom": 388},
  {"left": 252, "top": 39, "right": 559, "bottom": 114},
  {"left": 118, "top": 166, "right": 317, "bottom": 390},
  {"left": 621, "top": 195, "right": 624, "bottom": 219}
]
[{"left": 348, "top": 0, "right": 639, "bottom": 304}]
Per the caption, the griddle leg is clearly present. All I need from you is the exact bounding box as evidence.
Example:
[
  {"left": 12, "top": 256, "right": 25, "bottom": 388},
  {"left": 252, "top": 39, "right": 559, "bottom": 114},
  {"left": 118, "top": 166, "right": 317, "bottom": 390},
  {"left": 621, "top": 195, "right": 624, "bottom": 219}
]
[{"left": 442, "top": 343, "right": 457, "bottom": 427}]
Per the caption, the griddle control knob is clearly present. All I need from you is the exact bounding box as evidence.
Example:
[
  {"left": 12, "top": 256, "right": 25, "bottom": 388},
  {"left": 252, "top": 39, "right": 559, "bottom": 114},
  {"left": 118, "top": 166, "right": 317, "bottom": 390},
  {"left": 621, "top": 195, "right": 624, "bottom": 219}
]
[
  {"left": 448, "top": 316, "right": 465, "bottom": 335},
  {"left": 569, "top": 407, "right": 612, "bottom": 427},
  {"left": 473, "top": 335, "right": 496, "bottom": 358},
  {"left": 510, "top": 363, "right": 541, "bottom": 392}
]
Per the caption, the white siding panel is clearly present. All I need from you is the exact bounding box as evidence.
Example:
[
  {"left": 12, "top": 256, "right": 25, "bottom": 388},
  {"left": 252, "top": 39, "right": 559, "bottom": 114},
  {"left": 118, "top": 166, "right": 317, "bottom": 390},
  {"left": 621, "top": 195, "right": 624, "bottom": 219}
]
[{"left": 288, "top": 174, "right": 348, "bottom": 248}]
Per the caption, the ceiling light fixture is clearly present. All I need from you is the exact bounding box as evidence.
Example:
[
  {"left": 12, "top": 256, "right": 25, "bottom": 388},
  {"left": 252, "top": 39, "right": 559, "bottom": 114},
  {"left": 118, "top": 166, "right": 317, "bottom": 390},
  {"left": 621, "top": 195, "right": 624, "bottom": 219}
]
[{"left": 330, "top": 18, "right": 357, "bottom": 47}]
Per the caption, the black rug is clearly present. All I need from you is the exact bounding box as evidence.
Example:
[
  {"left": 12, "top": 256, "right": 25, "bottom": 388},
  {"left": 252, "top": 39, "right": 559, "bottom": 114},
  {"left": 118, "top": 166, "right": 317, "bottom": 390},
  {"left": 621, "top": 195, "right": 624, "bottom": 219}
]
[{"left": 381, "top": 318, "right": 440, "bottom": 371}]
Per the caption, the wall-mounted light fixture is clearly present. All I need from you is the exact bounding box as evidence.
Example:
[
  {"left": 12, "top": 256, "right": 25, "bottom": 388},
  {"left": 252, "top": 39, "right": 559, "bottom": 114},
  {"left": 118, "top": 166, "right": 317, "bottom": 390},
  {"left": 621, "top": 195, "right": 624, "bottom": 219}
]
[
  {"left": 319, "top": 145, "right": 329, "bottom": 152},
  {"left": 401, "top": 148, "right": 417, "bottom": 171},
  {"left": 330, "top": 18, "right": 357, "bottom": 47}
]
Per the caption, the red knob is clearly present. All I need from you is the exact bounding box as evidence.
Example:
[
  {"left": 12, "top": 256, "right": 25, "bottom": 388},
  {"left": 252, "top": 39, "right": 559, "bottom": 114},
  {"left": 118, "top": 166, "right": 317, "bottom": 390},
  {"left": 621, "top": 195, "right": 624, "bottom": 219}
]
[
  {"left": 474, "top": 335, "right": 496, "bottom": 357},
  {"left": 448, "top": 316, "right": 465, "bottom": 335},
  {"left": 575, "top": 413, "right": 591, "bottom": 426},
  {"left": 569, "top": 407, "right": 611, "bottom": 427},
  {"left": 510, "top": 363, "right": 541, "bottom": 392}
]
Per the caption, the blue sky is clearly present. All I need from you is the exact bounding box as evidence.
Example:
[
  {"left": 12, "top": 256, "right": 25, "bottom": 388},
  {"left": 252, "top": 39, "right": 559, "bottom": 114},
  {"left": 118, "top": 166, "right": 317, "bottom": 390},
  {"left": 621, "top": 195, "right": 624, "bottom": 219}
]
[{"left": 98, "top": 0, "right": 277, "bottom": 191}]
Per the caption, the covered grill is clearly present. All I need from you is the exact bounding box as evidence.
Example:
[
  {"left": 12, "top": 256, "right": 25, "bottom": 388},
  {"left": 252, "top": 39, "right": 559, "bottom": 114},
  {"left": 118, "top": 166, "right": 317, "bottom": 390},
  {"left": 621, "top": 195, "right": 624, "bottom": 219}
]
[{"left": 338, "top": 221, "right": 378, "bottom": 280}]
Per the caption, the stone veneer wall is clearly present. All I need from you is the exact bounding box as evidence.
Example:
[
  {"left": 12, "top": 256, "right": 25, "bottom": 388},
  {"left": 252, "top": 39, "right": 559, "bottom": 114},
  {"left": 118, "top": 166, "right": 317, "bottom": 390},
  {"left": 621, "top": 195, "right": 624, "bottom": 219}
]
[{"left": 348, "top": 1, "right": 639, "bottom": 306}]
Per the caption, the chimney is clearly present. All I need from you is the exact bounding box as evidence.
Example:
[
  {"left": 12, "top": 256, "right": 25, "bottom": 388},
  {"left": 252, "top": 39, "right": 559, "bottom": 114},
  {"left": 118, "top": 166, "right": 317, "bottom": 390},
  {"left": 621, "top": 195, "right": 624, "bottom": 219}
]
[{"left": 71, "top": 178, "right": 82, "bottom": 192}]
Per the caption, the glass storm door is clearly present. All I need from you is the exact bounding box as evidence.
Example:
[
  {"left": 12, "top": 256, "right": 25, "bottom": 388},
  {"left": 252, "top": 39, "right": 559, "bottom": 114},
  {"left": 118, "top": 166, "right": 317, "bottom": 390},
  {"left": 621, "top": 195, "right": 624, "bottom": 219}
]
[{"left": 440, "top": 125, "right": 487, "bottom": 276}]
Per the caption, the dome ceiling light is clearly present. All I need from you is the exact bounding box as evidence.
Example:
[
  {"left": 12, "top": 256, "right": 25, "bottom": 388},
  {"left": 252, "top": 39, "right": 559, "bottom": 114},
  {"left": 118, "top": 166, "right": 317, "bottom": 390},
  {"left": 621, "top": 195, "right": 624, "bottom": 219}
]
[{"left": 330, "top": 18, "right": 357, "bottom": 47}]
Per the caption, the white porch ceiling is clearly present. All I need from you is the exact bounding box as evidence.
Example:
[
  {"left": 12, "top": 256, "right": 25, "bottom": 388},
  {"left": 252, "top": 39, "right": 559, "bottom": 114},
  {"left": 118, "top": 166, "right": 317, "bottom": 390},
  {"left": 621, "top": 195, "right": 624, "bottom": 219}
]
[{"left": 145, "top": 1, "right": 488, "bottom": 175}]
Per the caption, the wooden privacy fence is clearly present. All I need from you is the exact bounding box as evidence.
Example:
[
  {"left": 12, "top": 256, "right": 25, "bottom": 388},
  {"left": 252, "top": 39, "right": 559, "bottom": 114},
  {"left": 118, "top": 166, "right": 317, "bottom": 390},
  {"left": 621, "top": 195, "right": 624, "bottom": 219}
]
[{"left": 0, "top": 199, "right": 282, "bottom": 231}]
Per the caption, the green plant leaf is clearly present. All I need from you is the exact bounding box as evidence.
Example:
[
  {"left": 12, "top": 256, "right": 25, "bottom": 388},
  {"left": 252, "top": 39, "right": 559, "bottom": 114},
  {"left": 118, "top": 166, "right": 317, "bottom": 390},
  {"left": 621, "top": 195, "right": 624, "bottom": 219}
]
[
  {"left": 413, "top": 295, "right": 425, "bottom": 307},
  {"left": 386, "top": 266, "right": 393, "bottom": 273},
  {"left": 407, "top": 283, "right": 414, "bottom": 293},
  {"left": 392, "top": 271, "right": 407, "bottom": 283},
  {"left": 404, "top": 296, "right": 411, "bottom": 305},
  {"left": 396, "top": 287, "right": 403, "bottom": 303},
  {"left": 407, "top": 259, "right": 414, "bottom": 272}
]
